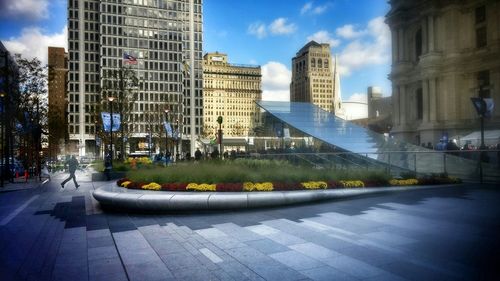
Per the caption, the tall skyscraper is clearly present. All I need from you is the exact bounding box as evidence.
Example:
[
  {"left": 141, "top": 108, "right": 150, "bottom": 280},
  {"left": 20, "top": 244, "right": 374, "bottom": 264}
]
[
  {"left": 67, "top": 0, "right": 203, "bottom": 157},
  {"left": 202, "top": 52, "right": 261, "bottom": 139},
  {"left": 290, "top": 41, "right": 342, "bottom": 116},
  {"left": 48, "top": 47, "right": 68, "bottom": 159}
]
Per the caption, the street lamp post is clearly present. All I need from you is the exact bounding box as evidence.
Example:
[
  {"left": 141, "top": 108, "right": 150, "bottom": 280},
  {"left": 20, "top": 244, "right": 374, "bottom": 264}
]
[
  {"left": 217, "top": 116, "right": 223, "bottom": 159},
  {"left": 164, "top": 109, "right": 169, "bottom": 157},
  {"left": 108, "top": 96, "right": 115, "bottom": 167},
  {"left": 471, "top": 96, "right": 488, "bottom": 184},
  {"left": 175, "top": 117, "right": 179, "bottom": 161}
]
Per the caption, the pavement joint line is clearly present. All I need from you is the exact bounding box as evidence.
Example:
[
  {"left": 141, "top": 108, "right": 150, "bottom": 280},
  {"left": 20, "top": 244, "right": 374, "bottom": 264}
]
[
  {"left": 0, "top": 195, "right": 40, "bottom": 226},
  {"left": 199, "top": 247, "right": 223, "bottom": 263}
]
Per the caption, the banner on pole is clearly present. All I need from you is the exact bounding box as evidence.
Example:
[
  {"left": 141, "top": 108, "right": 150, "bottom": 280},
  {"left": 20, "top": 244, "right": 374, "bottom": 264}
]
[
  {"left": 163, "top": 121, "right": 173, "bottom": 137},
  {"left": 101, "top": 112, "right": 121, "bottom": 132}
]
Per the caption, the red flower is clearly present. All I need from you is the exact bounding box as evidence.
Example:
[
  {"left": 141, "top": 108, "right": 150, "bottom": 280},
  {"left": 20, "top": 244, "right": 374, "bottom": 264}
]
[
  {"left": 161, "top": 182, "right": 188, "bottom": 191},
  {"left": 327, "top": 181, "right": 340, "bottom": 189},
  {"left": 216, "top": 183, "right": 243, "bottom": 192}
]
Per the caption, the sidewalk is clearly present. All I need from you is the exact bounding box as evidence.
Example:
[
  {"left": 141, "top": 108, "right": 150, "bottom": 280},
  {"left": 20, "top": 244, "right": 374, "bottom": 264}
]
[{"left": 0, "top": 177, "right": 48, "bottom": 192}]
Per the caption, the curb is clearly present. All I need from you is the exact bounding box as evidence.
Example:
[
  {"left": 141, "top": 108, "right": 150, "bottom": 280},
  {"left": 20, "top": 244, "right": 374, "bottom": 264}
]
[{"left": 92, "top": 183, "right": 459, "bottom": 211}]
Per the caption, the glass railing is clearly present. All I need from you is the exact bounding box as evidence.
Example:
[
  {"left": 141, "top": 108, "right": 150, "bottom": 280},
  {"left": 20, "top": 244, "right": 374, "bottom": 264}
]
[{"left": 235, "top": 150, "right": 500, "bottom": 183}]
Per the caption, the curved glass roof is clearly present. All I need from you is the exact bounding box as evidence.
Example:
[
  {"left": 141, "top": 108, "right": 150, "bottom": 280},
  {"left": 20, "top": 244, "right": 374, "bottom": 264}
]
[
  {"left": 256, "top": 101, "right": 491, "bottom": 179},
  {"left": 256, "top": 101, "right": 409, "bottom": 154}
]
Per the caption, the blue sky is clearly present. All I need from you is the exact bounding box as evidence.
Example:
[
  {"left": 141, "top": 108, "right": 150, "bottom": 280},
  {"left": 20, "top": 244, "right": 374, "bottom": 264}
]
[{"left": 0, "top": 0, "right": 391, "bottom": 102}]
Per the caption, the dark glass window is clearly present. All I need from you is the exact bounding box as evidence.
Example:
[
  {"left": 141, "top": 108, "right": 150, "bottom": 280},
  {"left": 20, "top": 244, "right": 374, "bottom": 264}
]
[
  {"left": 416, "top": 88, "right": 423, "bottom": 120},
  {"left": 476, "top": 26, "right": 487, "bottom": 48},
  {"left": 415, "top": 28, "right": 422, "bottom": 60},
  {"left": 477, "top": 70, "right": 490, "bottom": 98},
  {"left": 475, "top": 6, "right": 486, "bottom": 24}
]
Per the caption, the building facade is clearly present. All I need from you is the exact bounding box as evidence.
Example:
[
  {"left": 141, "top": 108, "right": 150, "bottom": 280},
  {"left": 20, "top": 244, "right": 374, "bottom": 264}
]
[
  {"left": 387, "top": 0, "right": 500, "bottom": 146},
  {"left": 48, "top": 47, "right": 68, "bottom": 159},
  {"left": 67, "top": 0, "right": 203, "bottom": 157},
  {"left": 290, "top": 41, "right": 342, "bottom": 116},
  {"left": 0, "top": 41, "right": 20, "bottom": 179},
  {"left": 202, "top": 52, "right": 261, "bottom": 139}
]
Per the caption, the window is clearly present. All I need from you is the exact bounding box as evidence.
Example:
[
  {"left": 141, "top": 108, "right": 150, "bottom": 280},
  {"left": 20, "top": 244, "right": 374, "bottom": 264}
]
[
  {"left": 475, "top": 6, "right": 487, "bottom": 48},
  {"left": 476, "top": 26, "right": 487, "bottom": 48},
  {"left": 415, "top": 28, "right": 422, "bottom": 60},
  {"left": 477, "top": 70, "right": 490, "bottom": 98},
  {"left": 416, "top": 88, "right": 423, "bottom": 120}
]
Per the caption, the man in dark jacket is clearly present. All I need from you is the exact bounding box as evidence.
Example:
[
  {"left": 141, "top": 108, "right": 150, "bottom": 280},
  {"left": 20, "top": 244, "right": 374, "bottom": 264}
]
[
  {"left": 195, "top": 148, "right": 202, "bottom": 161},
  {"left": 61, "top": 155, "right": 80, "bottom": 189}
]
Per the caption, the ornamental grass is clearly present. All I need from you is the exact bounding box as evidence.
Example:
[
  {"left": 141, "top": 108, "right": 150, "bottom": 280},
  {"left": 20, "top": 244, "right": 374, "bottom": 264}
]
[{"left": 125, "top": 159, "right": 390, "bottom": 184}]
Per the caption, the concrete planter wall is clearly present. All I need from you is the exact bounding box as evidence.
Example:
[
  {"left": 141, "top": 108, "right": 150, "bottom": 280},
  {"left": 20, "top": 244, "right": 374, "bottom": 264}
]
[{"left": 93, "top": 183, "right": 456, "bottom": 211}]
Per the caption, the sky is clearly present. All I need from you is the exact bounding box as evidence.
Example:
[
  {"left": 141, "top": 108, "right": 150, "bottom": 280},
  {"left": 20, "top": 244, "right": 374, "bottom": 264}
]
[{"left": 0, "top": 0, "right": 392, "bottom": 104}]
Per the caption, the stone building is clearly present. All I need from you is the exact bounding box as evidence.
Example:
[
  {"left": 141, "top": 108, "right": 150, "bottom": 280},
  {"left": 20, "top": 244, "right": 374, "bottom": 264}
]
[
  {"left": 202, "top": 52, "right": 261, "bottom": 139},
  {"left": 48, "top": 47, "right": 68, "bottom": 159},
  {"left": 290, "top": 41, "right": 342, "bottom": 116},
  {"left": 386, "top": 0, "right": 500, "bottom": 146},
  {"left": 67, "top": 0, "right": 203, "bottom": 157}
]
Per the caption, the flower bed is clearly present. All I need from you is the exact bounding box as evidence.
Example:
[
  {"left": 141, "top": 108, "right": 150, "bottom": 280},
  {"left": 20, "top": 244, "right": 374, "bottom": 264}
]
[{"left": 116, "top": 175, "right": 460, "bottom": 192}]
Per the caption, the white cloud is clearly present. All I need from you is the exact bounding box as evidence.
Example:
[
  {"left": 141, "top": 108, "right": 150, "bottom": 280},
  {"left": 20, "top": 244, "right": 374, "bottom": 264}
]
[
  {"left": 312, "top": 4, "right": 330, "bottom": 15},
  {"left": 269, "top": 18, "right": 297, "bottom": 35},
  {"left": 347, "top": 93, "right": 368, "bottom": 103},
  {"left": 336, "top": 24, "right": 365, "bottom": 39},
  {"left": 0, "top": 0, "right": 49, "bottom": 21},
  {"left": 4, "top": 26, "right": 68, "bottom": 65},
  {"left": 248, "top": 18, "right": 297, "bottom": 39},
  {"left": 300, "top": 2, "right": 313, "bottom": 15},
  {"left": 262, "top": 61, "right": 291, "bottom": 101},
  {"left": 300, "top": 2, "right": 330, "bottom": 15},
  {"left": 248, "top": 22, "right": 267, "bottom": 39},
  {"left": 306, "top": 30, "right": 340, "bottom": 47},
  {"left": 337, "top": 16, "right": 391, "bottom": 76}
]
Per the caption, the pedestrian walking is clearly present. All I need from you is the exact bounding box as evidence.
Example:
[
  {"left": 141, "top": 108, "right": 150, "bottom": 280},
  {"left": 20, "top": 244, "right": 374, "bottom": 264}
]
[{"left": 61, "top": 155, "right": 80, "bottom": 189}]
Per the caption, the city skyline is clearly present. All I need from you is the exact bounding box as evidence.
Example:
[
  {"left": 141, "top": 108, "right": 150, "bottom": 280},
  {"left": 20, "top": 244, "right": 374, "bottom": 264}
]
[{"left": 0, "top": 0, "right": 391, "bottom": 103}]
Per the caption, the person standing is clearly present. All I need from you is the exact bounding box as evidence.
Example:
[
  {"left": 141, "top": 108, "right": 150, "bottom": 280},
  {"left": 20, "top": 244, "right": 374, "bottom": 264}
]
[
  {"left": 195, "top": 148, "right": 202, "bottom": 161},
  {"left": 61, "top": 155, "right": 80, "bottom": 189}
]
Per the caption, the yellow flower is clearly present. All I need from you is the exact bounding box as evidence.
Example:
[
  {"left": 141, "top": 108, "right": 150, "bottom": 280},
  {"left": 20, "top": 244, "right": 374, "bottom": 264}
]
[
  {"left": 142, "top": 182, "right": 161, "bottom": 190},
  {"left": 242, "top": 182, "right": 273, "bottom": 191},
  {"left": 186, "top": 183, "right": 216, "bottom": 191},
  {"left": 243, "top": 182, "right": 255, "bottom": 191},
  {"left": 390, "top": 179, "right": 418, "bottom": 186},
  {"left": 301, "top": 181, "right": 328, "bottom": 189},
  {"left": 254, "top": 182, "right": 273, "bottom": 191},
  {"left": 121, "top": 181, "right": 132, "bottom": 188},
  {"left": 339, "top": 180, "right": 365, "bottom": 188}
]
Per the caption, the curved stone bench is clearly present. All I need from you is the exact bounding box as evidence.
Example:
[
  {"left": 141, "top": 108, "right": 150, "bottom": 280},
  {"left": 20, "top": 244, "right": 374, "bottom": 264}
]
[{"left": 92, "top": 183, "right": 455, "bottom": 211}]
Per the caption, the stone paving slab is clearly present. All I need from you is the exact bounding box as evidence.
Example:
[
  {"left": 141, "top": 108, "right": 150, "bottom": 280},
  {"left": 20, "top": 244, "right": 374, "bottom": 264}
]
[{"left": 0, "top": 176, "right": 499, "bottom": 280}]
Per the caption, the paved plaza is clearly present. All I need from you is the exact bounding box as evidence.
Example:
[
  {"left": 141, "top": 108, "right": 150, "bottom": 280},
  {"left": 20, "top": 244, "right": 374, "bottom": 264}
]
[{"left": 0, "top": 171, "right": 499, "bottom": 281}]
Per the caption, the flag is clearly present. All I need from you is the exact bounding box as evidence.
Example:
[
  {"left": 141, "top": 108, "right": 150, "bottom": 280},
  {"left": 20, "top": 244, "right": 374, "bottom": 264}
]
[
  {"left": 181, "top": 60, "right": 191, "bottom": 76},
  {"left": 123, "top": 53, "right": 138, "bottom": 64}
]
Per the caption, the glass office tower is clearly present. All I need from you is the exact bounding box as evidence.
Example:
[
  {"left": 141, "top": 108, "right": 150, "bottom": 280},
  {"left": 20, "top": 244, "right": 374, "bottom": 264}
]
[{"left": 67, "top": 0, "right": 203, "bottom": 157}]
